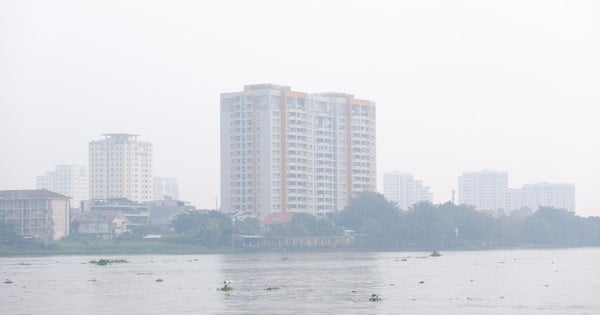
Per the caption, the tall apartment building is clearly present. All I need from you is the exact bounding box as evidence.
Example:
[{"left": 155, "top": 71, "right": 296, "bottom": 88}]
[
  {"left": 458, "top": 170, "right": 508, "bottom": 211},
  {"left": 507, "top": 182, "right": 575, "bottom": 212},
  {"left": 221, "top": 84, "right": 376, "bottom": 218},
  {"left": 0, "top": 189, "right": 70, "bottom": 240},
  {"left": 36, "top": 164, "right": 88, "bottom": 207},
  {"left": 89, "top": 134, "right": 153, "bottom": 202},
  {"left": 383, "top": 171, "right": 433, "bottom": 210},
  {"left": 153, "top": 177, "right": 179, "bottom": 200}
]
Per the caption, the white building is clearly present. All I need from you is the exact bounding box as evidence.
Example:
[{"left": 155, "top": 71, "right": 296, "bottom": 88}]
[
  {"left": 221, "top": 84, "right": 376, "bottom": 218},
  {"left": 153, "top": 177, "right": 179, "bottom": 200},
  {"left": 89, "top": 134, "right": 153, "bottom": 202},
  {"left": 383, "top": 171, "right": 433, "bottom": 210},
  {"left": 37, "top": 164, "right": 88, "bottom": 207},
  {"left": 458, "top": 170, "right": 508, "bottom": 211},
  {"left": 508, "top": 182, "right": 575, "bottom": 212}
]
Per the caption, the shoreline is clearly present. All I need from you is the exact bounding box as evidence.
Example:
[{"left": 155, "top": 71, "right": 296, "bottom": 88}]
[{"left": 2, "top": 241, "right": 598, "bottom": 257}]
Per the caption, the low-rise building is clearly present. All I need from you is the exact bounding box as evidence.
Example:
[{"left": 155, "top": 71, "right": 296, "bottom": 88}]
[
  {"left": 73, "top": 211, "right": 129, "bottom": 239},
  {"left": 81, "top": 198, "right": 150, "bottom": 226},
  {"left": 0, "top": 189, "right": 70, "bottom": 240}
]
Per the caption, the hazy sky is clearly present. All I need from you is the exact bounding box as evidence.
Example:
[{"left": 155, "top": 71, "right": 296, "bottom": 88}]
[{"left": 1, "top": 0, "right": 598, "bottom": 215}]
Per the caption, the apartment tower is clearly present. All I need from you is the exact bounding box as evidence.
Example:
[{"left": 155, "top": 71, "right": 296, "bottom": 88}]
[
  {"left": 37, "top": 164, "right": 88, "bottom": 207},
  {"left": 383, "top": 171, "right": 433, "bottom": 210},
  {"left": 89, "top": 134, "right": 153, "bottom": 202},
  {"left": 458, "top": 170, "right": 508, "bottom": 211},
  {"left": 221, "top": 84, "right": 376, "bottom": 218}
]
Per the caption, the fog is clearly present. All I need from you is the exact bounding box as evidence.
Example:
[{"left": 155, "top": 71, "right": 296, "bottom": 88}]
[{"left": 1, "top": 0, "right": 598, "bottom": 215}]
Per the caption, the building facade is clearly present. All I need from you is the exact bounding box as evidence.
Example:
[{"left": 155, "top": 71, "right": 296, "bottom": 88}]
[
  {"left": 36, "top": 164, "right": 88, "bottom": 207},
  {"left": 458, "top": 170, "right": 508, "bottom": 211},
  {"left": 153, "top": 177, "right": 179, "bottom": 200},
  {"left": 81, "top": 198, "right": 150, "bottom": 226},
  {"left": 89, "top": 134, "right": 153, "bottom": 202},
  {"left": 383, "top": 171, "right": 433, "bottom": 210},
  {"left": 221, "top": 84, "right": 376, "bottom": 218},
  {"left": 0, "top": 189, "right": 70, "bottom": 240},
  {"left": 507, "top": 182, "right": 575, "bottom": 212}
]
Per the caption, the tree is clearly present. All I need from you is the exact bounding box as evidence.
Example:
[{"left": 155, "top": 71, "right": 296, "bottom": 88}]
[
  {"left": 172, "top": 211, "right": 233, "bottom": 247},
  {"left": 336, "top": 192, "right": 403, "bottom": 247}
]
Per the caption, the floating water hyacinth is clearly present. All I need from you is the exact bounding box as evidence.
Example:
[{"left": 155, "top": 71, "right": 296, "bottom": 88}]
[
  {"left": 369, "top": 294, "right": 382, "bottom": 301},
  {"left": 89, "top": 259, "right": 129, "bottom": 266},
  {"left": 218, "top": 281, "right": 233, "bottom": 291},
  {"left": 265, "top": 286, "right": 280, "bottom": 291},
  {"left": 430, "top": 251, "right": 441, "bottom": 257}
]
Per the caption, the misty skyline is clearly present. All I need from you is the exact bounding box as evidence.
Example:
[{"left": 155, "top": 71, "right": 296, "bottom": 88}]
[{"left": 1, "top": 1, "right": 598, "bottom": 215}]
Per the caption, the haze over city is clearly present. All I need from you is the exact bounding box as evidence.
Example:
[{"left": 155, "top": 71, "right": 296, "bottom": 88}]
[{"left": 1, "top": 0, "right": 598, "bottom": 216}]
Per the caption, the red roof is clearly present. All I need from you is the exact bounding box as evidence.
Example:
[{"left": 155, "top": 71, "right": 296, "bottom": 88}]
[
  {"left": 261, "top": 212, "right": 294, "bottom": 225},
  {"left": 0, "top": 189, "right": 70, "bottom": 199}
]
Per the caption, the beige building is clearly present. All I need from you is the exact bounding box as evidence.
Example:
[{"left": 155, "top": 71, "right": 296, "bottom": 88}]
[
  {"left": 221, "top": 84, "right": 376, "bottom": 218},
  {"left": 89, "top": 134, "right": 153, "bottom": 202},
  {"left": 0, "top": 189, "right": 70, "bottom": 240}
]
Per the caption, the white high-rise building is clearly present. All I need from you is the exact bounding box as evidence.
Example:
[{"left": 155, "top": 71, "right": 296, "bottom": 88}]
[
  {"left": 383, "top": 171, "right": 433, "bottom": 210},
  {"left": 89, "top": 134, "right": 153, "bottom": 202},
  {"left": 508, "top": 182, "right": 575, "bottom": 212},
  {"left": 458, "top": 170, "right": 508, "bottom": 211},
  {"left": 36, "top": 164, "right": 88, "bottom": 207},
  {"left": 153, "top": 177, "right": 179, "bottom": 200},
  {"left": 221, "top": 84, "right": 376, "bottom": 218}
]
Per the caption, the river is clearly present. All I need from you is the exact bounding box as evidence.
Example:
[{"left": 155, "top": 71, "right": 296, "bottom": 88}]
[{"left": 1, "top": 248, "right": 599, "bottom": 314}]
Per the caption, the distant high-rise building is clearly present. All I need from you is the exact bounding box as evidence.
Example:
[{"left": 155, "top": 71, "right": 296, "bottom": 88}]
[
  {"left": 221, "top": 84, "right": 376, "bottom": 218},
  {"left": 458, "top": 170, "right": 508, "bottom": 211},
  {"left": 383, "top": 171, "right": 433, "bottom": 210},
  {"left": 508, "top": 182, "right": 575, "bottom": 212},
  {"left": 36, "top": 164, "right": 88, "bottom": 207},
  {"left": 89, "top": 134, "right": 153, "bottom": 202},
  {"left": 0, "top": 189, "right": 70, "bottom": 240},
  {"left": 153, "top": 177, "right": 179, "bottom": 200}
]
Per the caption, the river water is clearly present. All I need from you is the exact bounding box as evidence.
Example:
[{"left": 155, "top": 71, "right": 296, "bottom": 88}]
[{"left": 1, "top": 248, "right": 599, "bottom": 314}]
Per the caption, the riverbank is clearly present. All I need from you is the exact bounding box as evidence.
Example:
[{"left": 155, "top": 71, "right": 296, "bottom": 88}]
[
  {"left": 2, "top": 239, "right": 598, "bottom": 257},
  {"left": 0, "top": 240, "right": 240, "bottom": 256}
]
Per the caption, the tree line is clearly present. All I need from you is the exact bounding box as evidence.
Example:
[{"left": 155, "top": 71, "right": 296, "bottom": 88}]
[
  {"left": 170, "top": 192, "right": 600, "bottom": 249},
  {"left": 2, "top": 192, "right": 599, "bottom": 250}
]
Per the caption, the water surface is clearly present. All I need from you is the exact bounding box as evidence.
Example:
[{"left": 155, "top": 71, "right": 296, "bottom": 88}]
[{"left": 1, "top": 248, "right": 599, "bottom": 314}]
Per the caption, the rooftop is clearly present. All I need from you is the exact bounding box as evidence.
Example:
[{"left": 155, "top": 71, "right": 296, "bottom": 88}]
[{"left": 0, "top": 189, "right": 70, "bottom": 200}]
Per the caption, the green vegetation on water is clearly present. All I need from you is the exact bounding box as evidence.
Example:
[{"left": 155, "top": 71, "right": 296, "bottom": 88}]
[
  {"left": 89, "top": 259, "right": 129, "bottom": 266},
  {"left": 217, "top": 281, "right": 233, "bottom": 291}
]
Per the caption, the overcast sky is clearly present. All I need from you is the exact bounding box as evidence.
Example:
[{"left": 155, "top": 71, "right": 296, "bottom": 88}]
[{"left": 1, "top": 0, "right": 598, "bottom": 216}]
